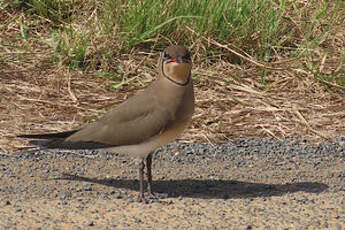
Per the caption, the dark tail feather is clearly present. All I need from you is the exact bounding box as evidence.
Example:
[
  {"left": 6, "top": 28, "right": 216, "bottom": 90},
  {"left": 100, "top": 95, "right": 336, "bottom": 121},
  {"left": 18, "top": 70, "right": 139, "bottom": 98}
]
[
  {"left": 17, "top": 130, "right": 79, "bottom": 139},
  {"left": 28, "top": 139, "right": 54, "bottom": 147},
  {"left": 26, "top": 138, "right": 113, "bottom": 150},
  {"left": 18, "top": 129, "right": 113, "bottom": 150}
]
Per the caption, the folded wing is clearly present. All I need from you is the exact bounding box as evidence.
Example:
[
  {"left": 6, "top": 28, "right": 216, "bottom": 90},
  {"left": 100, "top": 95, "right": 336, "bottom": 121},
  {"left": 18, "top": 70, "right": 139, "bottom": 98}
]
[{"left": 18, "top": 91, "right": 174, "bottom": 150}]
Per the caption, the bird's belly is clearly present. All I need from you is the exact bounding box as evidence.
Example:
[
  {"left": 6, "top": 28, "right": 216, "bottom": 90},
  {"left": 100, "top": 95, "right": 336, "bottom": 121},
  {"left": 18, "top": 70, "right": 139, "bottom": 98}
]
[{"left": 103, "top": 118, "right": 191, "bottom": 158}]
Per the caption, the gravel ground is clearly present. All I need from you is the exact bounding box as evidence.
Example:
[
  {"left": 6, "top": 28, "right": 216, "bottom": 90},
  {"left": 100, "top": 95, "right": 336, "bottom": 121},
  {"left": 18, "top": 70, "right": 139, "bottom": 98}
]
[{"left": 0, "top": 137, "right": 344, "bottom": 229}]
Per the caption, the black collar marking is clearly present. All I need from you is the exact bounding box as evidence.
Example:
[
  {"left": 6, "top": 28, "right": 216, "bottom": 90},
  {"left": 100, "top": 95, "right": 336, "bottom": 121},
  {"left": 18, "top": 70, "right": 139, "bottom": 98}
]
[{"left": 161, "top": 58, "right": 191, "bottom": 86}]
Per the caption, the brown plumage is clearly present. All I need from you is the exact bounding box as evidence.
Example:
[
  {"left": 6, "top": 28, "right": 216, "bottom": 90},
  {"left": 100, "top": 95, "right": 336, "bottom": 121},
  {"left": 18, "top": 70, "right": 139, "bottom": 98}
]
[{"left": 18, "top": 45, "right": 194, "bottom": 202}]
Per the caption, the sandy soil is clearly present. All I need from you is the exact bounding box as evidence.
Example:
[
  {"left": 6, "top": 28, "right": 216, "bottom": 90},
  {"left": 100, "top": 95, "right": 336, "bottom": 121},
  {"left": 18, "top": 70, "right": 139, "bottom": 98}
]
[{"left": 0, "top": 140, "right": 344, "bottom": 230}]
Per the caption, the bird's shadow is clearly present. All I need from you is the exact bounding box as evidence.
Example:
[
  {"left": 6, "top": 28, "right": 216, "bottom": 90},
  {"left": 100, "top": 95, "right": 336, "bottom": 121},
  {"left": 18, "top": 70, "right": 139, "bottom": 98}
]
[{"left": 55, "top": 173, "right": 328, "bottom": 199}]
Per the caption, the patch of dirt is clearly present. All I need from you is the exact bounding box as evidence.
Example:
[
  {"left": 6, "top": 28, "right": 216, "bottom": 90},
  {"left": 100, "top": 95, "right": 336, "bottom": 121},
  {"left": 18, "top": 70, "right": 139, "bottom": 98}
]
[{"left": 0, "top": 144, "right": 344, "bottom": 229}]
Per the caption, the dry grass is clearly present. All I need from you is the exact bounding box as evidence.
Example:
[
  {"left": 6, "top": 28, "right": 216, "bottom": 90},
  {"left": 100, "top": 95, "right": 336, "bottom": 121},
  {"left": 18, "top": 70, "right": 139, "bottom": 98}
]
[{"left": 1, "top": 1, "right": 345, "bottom": 154}]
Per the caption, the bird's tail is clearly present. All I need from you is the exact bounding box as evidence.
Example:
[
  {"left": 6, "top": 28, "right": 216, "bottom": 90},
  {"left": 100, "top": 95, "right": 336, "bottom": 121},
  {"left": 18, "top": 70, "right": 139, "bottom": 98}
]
[{"left": 17, "top": 130, "right": 78, "bottom": 139}]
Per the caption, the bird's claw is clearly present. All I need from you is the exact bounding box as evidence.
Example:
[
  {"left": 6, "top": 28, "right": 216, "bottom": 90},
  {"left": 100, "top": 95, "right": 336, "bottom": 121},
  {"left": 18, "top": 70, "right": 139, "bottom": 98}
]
[
  {"left": 148, "top": 192, "right": 168, "bottom": 199},
  {"left": 137, "top": 192, "right": 169, "bottom": 203}
]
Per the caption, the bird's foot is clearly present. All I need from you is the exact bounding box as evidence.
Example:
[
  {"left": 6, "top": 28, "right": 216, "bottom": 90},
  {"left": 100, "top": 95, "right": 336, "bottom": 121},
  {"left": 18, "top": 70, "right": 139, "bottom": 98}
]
[
  {"left": 137, "top": 192, "right": 169, "bottom": 204},
  {"left": 148, "top": 191, "right": 168, "bottom": 200},
  {"left": 137, "top": 195, "right": 159, "bottom": 204}
]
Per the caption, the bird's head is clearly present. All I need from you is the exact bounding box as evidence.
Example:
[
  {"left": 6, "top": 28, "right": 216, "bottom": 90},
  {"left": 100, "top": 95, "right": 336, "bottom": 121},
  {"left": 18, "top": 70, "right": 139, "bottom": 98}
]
[{"left": 159, "top": 45, "right": 192, "bottom": 86}]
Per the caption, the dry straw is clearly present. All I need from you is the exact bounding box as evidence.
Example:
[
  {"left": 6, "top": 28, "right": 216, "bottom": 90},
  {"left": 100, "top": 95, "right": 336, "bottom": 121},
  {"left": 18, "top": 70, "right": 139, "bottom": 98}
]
[{"left": 1, "top": 2, "right": 345, "bottom": 154}]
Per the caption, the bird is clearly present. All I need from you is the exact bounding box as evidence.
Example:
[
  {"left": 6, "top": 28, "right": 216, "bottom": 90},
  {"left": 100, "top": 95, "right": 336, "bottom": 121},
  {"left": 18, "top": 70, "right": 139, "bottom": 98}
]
[{"left": 17, "top": 45, "right": 195, "bottom": 202}]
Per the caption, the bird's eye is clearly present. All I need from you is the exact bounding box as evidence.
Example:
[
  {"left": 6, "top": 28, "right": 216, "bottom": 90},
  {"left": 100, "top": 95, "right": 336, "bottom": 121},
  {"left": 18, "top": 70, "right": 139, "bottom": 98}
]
[
  {"left": 184, "top": 52, "right": 191, "bottom": 60},
  {"left": 163, "top": 51, "right": 171, "bottom": 60}
]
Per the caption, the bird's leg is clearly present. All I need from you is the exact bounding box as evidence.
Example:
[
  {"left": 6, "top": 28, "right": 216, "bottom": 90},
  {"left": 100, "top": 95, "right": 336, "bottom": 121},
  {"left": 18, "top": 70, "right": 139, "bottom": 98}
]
[
  {"left": 137, "top": 158, "right": 146, "bottom": 202},
  {"left": 146, "top": 153, "right": 168, "bottom": 199},
  {"left": 146, "top": 153, "right": 154, "bottom": 195}
]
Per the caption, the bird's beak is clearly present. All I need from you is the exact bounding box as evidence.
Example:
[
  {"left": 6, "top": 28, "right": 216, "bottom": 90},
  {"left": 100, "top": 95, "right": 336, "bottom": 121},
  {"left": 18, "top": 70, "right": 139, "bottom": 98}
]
[{"left": 168, "top": 56, "right": 188, "bottom": 64}]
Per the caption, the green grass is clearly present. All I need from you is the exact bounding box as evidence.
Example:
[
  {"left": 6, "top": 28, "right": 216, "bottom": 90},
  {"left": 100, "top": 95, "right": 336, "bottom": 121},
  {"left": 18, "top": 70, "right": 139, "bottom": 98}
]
[
  {"left": 1, "top": 0, "right": 345, "bottom": 92},
  {"left": 113, "top": 0, "right": 292, "bottom": 55}
]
